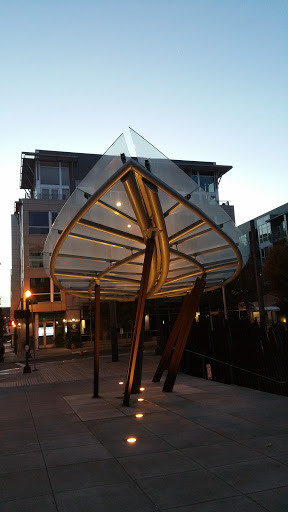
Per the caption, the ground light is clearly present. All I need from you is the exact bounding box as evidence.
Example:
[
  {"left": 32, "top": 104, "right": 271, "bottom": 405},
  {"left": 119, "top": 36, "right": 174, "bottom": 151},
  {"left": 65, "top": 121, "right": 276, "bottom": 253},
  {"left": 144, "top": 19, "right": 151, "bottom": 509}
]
[
  {"left": 126, "top": 437, "right": 137, "bottom": 443},
  {"left": 137, "top": 398, "right": 144, "bottom": 402},
  {"left": 139, "top": 387, "right": 145, "bottom": 391},
  {"left": 135, "top": 413, "right": 143, "bottom": 418},
  {"left": 119, "top": 381, "right": 124, "bottom": 385}
]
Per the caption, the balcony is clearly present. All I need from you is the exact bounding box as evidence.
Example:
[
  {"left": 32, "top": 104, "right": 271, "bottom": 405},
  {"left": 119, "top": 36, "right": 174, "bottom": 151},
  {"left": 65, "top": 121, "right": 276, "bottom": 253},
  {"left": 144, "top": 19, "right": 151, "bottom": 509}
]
[
  {"left": 25, "top": 191, "right": 69, "bottom": 201},
  {"left": 268, "top": 228, "right": 287, "bottom": 243}
]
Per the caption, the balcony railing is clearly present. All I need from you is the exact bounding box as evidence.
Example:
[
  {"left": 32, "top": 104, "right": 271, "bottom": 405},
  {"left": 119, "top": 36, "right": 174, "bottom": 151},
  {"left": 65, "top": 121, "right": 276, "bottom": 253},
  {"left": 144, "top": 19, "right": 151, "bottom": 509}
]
[{"left": 25, "top": 192, "right": 69, "bottom": 201}]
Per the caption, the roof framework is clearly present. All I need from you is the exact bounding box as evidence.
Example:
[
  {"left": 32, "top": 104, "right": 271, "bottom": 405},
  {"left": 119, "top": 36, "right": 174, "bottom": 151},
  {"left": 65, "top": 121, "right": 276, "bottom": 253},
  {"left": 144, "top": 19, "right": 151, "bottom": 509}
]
[{"left": 43, "top": 129, "right": 249, "bottom": 300}]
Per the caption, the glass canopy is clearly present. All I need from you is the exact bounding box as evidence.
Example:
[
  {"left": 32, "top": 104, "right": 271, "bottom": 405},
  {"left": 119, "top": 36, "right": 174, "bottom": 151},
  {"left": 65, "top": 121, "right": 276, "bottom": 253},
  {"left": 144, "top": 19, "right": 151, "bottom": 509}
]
[{"left": 43, "top": 130, "right": 249, "bottom": 301}]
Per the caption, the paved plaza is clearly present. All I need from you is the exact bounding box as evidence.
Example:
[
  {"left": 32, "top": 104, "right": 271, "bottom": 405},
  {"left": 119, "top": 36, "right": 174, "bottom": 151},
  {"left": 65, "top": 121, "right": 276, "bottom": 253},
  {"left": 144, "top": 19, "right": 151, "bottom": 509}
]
[{"left": 1, "top": 350, "right": 288, "bottom": 511}]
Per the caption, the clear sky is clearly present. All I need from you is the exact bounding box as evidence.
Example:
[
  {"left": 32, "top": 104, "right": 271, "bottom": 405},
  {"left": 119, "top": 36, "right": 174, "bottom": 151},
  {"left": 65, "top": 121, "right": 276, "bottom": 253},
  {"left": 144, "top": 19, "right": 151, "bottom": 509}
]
[{"left": 0, "top": 0, "right": 287, "bottom": 307}]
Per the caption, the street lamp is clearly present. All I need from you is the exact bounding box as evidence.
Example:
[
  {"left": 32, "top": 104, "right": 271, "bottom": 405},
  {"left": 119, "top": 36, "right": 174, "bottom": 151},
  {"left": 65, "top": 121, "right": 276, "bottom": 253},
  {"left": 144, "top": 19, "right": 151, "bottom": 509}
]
[{"left": 23, "top": 290, "right": 32, "bottom": 374}]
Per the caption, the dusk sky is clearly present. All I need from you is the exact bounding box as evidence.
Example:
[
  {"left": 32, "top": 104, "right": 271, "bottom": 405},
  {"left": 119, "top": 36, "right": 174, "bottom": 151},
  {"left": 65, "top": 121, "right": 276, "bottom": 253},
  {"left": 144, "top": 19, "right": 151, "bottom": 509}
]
[{"left": 1, "top": 0, "right": 287, "bottom": 307}]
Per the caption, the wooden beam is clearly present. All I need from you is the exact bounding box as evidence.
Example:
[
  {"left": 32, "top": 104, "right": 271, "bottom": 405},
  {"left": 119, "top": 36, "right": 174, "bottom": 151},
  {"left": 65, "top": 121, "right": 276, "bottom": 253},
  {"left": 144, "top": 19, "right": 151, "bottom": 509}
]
[
  {"left": 152, "top": 293, "right": 191, "bottom": 382},
  {"left": 163, "top": 276, "right": 206, "bottom": 392}
]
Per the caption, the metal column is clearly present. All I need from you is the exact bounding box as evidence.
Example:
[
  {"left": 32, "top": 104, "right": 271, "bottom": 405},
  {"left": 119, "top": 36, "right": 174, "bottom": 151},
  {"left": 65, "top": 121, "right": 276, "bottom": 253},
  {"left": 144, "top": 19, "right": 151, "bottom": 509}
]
[
  {"left": 93, "top": 281, "right": 100, "bottom": 398},
  {"left": 123, "top": 236, "right": 155, "bottom": 406}
]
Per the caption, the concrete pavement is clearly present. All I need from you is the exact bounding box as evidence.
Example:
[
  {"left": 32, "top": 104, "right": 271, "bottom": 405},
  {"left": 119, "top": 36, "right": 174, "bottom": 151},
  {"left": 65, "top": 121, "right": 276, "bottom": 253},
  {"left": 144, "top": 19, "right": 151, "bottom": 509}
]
[{"left": 0, "top": 351, "right": 288, "bottom": 510}]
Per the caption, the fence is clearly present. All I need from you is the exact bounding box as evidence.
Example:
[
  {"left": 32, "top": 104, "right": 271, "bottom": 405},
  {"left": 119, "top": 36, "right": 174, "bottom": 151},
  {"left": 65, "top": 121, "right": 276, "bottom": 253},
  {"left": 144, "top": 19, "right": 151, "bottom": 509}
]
[{"left": 180, "top": 317, "right": 288, "bottom": 396}]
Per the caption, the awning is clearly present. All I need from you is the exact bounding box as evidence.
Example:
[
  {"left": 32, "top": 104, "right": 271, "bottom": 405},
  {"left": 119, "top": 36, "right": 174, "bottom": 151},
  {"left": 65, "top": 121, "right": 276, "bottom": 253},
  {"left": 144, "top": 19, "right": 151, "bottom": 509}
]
[{"left": 43, "top": 129, "right": 249, "bottom": 301}]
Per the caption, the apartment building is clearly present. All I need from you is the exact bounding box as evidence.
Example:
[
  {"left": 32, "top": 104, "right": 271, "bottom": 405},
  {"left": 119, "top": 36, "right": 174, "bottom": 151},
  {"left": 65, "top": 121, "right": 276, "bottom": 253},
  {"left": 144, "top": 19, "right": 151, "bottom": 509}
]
[
  {"left": 239, "top": 202, "right": 288, "bottom": 267},
  {"left": 11, "top": 149, "right": 234, "bottom": 349}
]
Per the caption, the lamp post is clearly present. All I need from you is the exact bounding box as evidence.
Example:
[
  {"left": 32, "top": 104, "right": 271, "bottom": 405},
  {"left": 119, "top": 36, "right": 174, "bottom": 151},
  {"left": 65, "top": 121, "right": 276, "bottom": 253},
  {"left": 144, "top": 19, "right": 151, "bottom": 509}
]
[{"left": 23, "top": 290, "right": 32, "bottom": 374}]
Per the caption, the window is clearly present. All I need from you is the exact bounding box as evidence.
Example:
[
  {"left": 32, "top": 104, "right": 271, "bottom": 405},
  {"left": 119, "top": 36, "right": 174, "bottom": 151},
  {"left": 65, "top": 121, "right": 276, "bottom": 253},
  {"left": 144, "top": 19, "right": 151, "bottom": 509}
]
[
  {"left": 29, "top": 211, "right": 58, "bottom": 234},
  {"left": 257, "top": 222, "right": 271, "bottom": 244},
  {"left": 40, "top": 165, "right": 60, "bottom": 185},
  {"left": 29, "top": 246, "right": 43, "bottom": 268},
  {"left": 61, "top": 164, "right": 69, "bottom": 186},
  {"left": 29, "top": 212, "right": 49, "bottom": 234},
  {"left": 38, "top": 162, "right": 70, "bottom": 199},
  {"left": 29, "top": 278, "right": 61, "bottom": 303},
  {"left": 54, "top": 284, "right": 61, "bottom": 302},
  {"left": 199, "top": 175, "right": 215, "bottom": 193},
  {"left": 51, "top": 212, "right": 58, "bottom": 224},
  {"left": 30, "top": 278, "right": 50, "bottom": 302}
]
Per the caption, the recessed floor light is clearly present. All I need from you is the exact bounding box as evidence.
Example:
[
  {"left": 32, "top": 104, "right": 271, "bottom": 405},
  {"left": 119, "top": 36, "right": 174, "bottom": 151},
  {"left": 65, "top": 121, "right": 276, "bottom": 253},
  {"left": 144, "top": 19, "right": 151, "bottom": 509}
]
[
  {"left": 127, "top": 437, "right": 137, "bottom": 443},
  {"left": 116, "top": 202, "right": 121, "bottom": 207},
  {"left": 119, "top": 381, "right": 124, "bottom": 385},
  {"left": 140, "top": 387, "right": 145, "bottom": 391},
  {"left": 137, "top": 398, "right": 144, "bottom": 402},
  {"left": 135, "top": 413, "right": 143, "bottom": 418}
]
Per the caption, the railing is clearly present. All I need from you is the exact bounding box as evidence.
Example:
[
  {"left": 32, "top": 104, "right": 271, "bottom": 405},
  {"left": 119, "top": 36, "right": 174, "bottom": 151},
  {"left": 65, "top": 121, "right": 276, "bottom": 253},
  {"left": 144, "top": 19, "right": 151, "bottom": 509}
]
[{"left": 25, "top": 192, "right": 69, "bottom": 201}]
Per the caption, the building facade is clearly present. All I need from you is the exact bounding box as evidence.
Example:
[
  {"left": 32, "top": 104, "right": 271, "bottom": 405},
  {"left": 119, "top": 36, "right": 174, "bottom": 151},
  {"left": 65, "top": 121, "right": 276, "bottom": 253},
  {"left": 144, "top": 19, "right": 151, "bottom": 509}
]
[
  {"left": 11, "top": 149, "right": 234, "bottom": 349},
  {"left": 239, "top": 202, "right": 288, "bottom": 267}
]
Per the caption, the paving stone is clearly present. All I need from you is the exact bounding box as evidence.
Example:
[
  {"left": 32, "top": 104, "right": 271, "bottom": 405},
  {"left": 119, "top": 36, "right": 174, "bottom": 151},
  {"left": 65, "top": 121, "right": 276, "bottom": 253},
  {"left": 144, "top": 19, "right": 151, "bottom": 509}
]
[
  {"left": 162, "top": 425, "right": 227, "bottom": 448},
  {"left": 118, "top": 449, "right": 201, "bottom": 478},
  {"left": 0, "top": 469, "right": 52, "bottom": 502},
  {"left": 162, "top": 495, "right": 268, "bottom": 511},
  {"left": 0, "top": 494, "right": 57, "bottom": 512},
  {"left": 99, "top": 433, "right": 173, "bottom": 458},
  {"left": 43, "top": 442, "right": 112, "bottom": 467},
  {"left": 0, "top": 451, "right": 45, "bottom": 473},
  {"left": 211, "top": 458, "right": 288, "bottom": 493},
  {"left": 40, "top": 431, "right": 99, "bottom": 451},
  {"left": 55, "top": 482, "right": 156, "bottom": 512},
  {"left": 240, "top": 433, "right": 288, "bottom": 457},
  {"left": 182, "top": 441, "right": 266, "bottom": 468},
  {"left": 248, "top": 486, "right": 288, "bottom": 511},
  {"left": 137, "top": 469, "right": 239, "bottom": 509},
  {"left": 48, "top": 459, "right": 131, "bottom": 493}
]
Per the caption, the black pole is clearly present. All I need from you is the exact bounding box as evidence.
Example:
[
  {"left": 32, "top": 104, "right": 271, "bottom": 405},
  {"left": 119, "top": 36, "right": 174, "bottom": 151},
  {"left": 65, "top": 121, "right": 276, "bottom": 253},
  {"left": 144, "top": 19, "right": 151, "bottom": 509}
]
[
  {"left": 250, "top": 220, "right": 266, "bottom": 327},
  {"left": 93, "top": 282, "right": 100, "bottom": 398},
  {"left": 109, "top": 301, "right": 119, "bottom": 362},
  {"left": 23, "top": 299, "right": 31, "bottom": 374}
]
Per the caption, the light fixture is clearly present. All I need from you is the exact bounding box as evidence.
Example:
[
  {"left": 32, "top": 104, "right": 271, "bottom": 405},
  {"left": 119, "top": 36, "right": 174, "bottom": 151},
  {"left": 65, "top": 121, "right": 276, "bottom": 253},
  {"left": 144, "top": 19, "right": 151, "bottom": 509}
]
[
  {"left": 137, "top": 398, "right": 144, "bottom": 402},
  {"left": 126, "top": 437, "right": 137, "bottom": 443},
  {"left": 135, "top": 413, "right": 143, "bottom": 418},
  {"left": 119, "top": 381, "right": 124, "bottom": 385},
  {"left": 127, "top": 224, "right": 131, "bottom": 228},
  {"left": 72, "top": 318, "right": 76, "bottom": 322},
  {"left": 25, "top": 290, "right": 32, "bottom": 299},
  {"left": 116, "top": 202, "right": 121, "bottom": 207},
  {"left": 140, "top": 387, "right": 145, "bottom": 391}
]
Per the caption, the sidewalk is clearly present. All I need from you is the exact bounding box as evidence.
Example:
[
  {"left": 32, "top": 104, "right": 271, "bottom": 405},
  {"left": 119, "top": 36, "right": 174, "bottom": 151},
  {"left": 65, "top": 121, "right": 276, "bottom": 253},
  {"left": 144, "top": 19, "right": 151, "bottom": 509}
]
[
  {"left": 3, "top": 339, "right": 157, "bottom": 366},
  {"left": 1, "top": 351, "right": 288, "bottom": 511}
]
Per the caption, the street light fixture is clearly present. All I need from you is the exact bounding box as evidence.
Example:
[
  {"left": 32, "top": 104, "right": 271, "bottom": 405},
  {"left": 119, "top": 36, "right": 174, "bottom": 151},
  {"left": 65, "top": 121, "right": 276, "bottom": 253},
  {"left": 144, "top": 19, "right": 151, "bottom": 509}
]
[{"left": 23, "top": 290, "right": 32, "bottom": 374}]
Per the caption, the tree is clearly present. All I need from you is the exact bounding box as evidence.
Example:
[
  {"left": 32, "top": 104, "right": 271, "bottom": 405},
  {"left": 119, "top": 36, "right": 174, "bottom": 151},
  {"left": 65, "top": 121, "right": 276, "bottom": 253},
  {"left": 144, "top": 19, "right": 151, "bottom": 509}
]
[
  {"left": 262, "top": 240, "right": 288, "bottom": 314},
  {"left": 225, "top": 259, "right": 257, "bottom": 310}
]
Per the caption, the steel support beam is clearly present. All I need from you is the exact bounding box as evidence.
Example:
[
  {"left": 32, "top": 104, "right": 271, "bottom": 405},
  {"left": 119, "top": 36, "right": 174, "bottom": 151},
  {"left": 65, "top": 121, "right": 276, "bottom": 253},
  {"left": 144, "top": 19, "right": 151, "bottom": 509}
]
[
  {"left": 123, "top": 236, "right": 155, "bottom": 406},
  {"left": 163, "top": 276, "right": 206, "bottom": 392}
]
